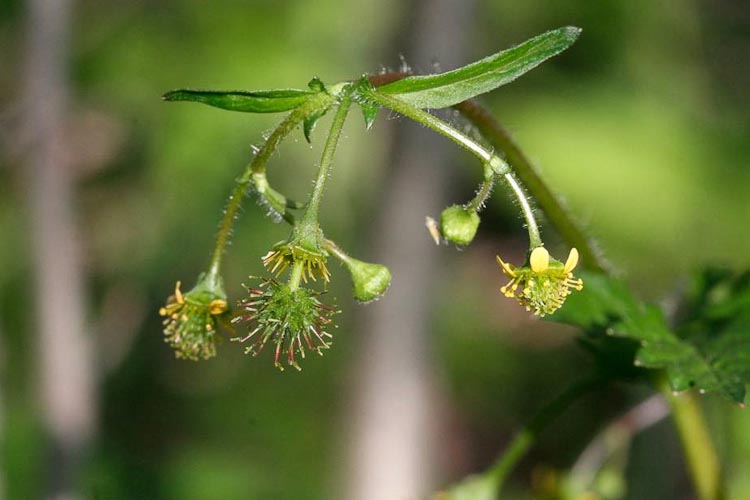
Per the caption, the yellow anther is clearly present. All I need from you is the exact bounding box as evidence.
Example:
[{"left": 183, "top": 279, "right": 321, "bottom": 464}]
[
  {"left": 563, "top": 248, "right": 580, "bottom": 274},
  {"left": 530, "top": 247, "right": 550, "bottom": 273},
  {"left": 496, "top": 256, "right": 516, "bottom": 277},
  {"left": 209, "top": 299, "right": 228, "bottom": 315}
]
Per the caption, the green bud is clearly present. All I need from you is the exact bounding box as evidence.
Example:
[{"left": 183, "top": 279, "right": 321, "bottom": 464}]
[
  {"left": 440, "top": 205, "right": 480, "bottom": 246},
  {"left": 346, "top": 258, "right": 392, "bottom": 303}
]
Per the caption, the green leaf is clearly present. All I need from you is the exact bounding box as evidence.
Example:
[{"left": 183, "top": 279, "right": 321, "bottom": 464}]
[
  {"left": 554, "top": 271, "right": 750, "bottom": 404},
  {"left": 162, "top": 88, "right": 315, "bottom": 113},
  {"left": 375, "top": 26, "right": 581, "bottom": 109}
]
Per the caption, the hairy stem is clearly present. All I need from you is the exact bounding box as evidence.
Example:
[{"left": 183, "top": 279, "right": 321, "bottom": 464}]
[
  {"left": 454, "top": 100, "right": 606, "bottom": 272},
  {"left": 364, "top": 88, "right": 543, "bottom": 249},
  {"left": 363, "top": 88, "right": 503, "bottom": 169},
  {"left": 207, "top": 93, "right": 333, "bottom": 280},
  {"left": 299, "top": 93, "right": 352, "bottom": 229},
  {"left": 464, "top": 165, "right": 494, "bottom": 213},
  {"left": 502, "top": 172, "right": 542, "bottom": 249}
]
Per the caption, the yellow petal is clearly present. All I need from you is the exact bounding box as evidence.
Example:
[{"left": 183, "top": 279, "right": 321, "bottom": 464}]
[
  {"left": 563, "top": 248, "right": 579, "bottom": 274},
  {"left": 174, "top": 281, "right": 184, "bottom": 304},
  {"left": 530, "top": 247, "right": 549, "bottom": 273}
]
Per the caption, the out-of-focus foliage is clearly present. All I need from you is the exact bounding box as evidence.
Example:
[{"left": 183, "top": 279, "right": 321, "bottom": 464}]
[
  {"left": 1, "top": 0, "right": 749, "bottom": 499},
  {"left": 555, "top": 270, "right": 750, "bottom": 404}
]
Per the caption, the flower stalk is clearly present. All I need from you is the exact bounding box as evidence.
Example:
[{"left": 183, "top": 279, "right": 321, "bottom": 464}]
[
  {"left": 207, "top": 92, "right": 335, "bottom": 282},
  {"left": 297, "top": 91, "right": 352, "bottom": 232}
]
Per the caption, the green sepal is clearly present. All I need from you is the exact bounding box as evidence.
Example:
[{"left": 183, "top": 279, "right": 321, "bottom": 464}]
[
  {"left": 376, "top": 26, "right": 581, "bottom": 109},
  {"left": 440, "top": 205, "right": 480, "bottom": 246},
  {"left": 251, "top": 172, "right": 304, "bottom": 224},
  {"left": 303, "top": 108, "right": 328, "bottom": 143},
  {"left": 353, "top": 77, "right": 379, "bottom": 129},
  {"left": 189, "top": 271, "right": 228, "bottom": 305},
  {"left": 360, "top": 101, "right": 379, "bottom": 130},
  {"left": 162, "top": 88, "right": 315, "bottom": 113}
]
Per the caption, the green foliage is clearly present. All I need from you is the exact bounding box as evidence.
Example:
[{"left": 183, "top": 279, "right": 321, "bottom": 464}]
[
  {"left": 162, "top": 88, "right": 316, "bottom": 113},
  {"left": 375, "top": 26, "right": 580, "bottom": 108},
  {"left": 554, "top": 271, "right": 750, "bottom": 404}
]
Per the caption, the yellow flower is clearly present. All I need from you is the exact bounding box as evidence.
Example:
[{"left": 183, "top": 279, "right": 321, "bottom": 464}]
[
  {"left": 262, "top": 243, "right": 331, "bottom": 283},
  {"left": 496, "top": 247, "right": 583, "bottom": 316},
  {"left": 159, "top": 280, "right": 229, "bottom": 360}
]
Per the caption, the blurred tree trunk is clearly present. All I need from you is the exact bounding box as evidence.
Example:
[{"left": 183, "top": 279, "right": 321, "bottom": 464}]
[
  {"left": 22, "top": 0, "right": 95, "bottom": 498},
  {"left": 344, "top": 1, "right": 475, "bottom": 499}
]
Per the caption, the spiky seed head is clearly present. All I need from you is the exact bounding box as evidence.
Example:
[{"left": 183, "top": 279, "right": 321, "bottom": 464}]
[{"left": 232, "top": 278, "right": 338, "bottom": 371}]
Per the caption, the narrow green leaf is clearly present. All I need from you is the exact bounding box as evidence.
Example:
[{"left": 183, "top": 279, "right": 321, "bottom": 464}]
[
  {"left": 376, "top": 26, "right": 581, "bottom": 109},
  {"left": 162, "top": 88, "right": 315, "bottom": 113}
]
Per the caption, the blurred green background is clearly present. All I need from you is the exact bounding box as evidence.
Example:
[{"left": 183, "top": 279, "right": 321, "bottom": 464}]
[{"left": 1, "top": 0, "right": 748, "bottom": 499}]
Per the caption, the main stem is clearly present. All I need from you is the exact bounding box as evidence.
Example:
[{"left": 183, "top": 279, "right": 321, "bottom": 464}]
[{"left": 207, "top": 93, "right": 333, "bottom": 281}]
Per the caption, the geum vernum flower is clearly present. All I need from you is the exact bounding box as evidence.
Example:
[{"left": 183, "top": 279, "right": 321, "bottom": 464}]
[
  {"left": 232, "top": 278, "right": 338, "bottom": 371},
  {"left": 262, "top": 242, "right": 331, "bottom": 283},
  {"left": 496, "top": 246, "right": 583, "bottom": 316},
  {"left": 159, "top": 279, "right": 229, "bottom": 360}
]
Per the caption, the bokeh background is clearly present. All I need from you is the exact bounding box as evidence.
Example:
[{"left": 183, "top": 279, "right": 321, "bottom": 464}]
[{"left": 1, "top": 0, "right": 749, "bottom": 499}]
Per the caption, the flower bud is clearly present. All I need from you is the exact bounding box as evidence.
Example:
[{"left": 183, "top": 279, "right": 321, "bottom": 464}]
[
  {"left": 346, "top": 258, "right": 392, "bottom": 303},
  {"left": 440, "top": 205, "right": 480, "bottom": 246}
]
